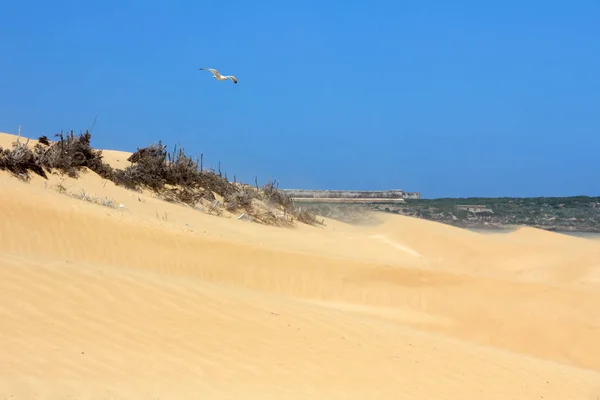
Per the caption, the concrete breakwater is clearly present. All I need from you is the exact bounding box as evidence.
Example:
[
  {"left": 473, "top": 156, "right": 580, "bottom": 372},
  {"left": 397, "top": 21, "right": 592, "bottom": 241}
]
[{"left": 281, "top": 189, "right": 420, "bottom": 201}]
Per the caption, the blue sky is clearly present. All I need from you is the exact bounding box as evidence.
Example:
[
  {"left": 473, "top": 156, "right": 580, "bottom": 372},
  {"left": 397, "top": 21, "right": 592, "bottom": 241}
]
[{"left": 1, "top": 1, "right": 598, "bottom": 198}]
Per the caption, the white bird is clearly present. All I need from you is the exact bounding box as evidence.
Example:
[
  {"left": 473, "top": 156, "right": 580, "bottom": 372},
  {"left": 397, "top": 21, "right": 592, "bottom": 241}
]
[{"left": 198, "top": 68, "right": 238, "bottom": 84}]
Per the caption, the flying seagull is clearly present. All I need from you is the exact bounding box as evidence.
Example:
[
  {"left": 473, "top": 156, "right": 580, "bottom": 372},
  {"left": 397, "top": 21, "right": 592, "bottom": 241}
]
[{"left": 199, "top": 68, "right": 238, "bottom": 84}]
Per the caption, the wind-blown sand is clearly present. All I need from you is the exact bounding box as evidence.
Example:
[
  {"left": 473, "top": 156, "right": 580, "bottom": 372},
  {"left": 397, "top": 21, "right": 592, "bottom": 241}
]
[{"left": 1, "top": 132, "right": 600, "bottom": 399}]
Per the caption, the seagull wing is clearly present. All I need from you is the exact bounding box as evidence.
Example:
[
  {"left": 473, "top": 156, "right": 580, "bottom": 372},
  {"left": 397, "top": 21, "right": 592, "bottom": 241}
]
[
  {"left": 228, "top": 76, "right": 238, "bottom": 84},
  {"left": 199, "top": 68, "right": 222, "bottom": 78}
]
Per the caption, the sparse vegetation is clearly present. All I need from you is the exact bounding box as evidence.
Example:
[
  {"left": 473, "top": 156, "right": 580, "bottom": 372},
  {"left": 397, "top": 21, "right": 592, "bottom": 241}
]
[
  {"left": 0, "top": 130, "right": 320, "bottom": 227},
  {"left": 224, "top": 185, "right": 256, "bottom": 212},
  {"left": 0, "top": 138, "right": 46, "bottom": 179},
  {"left": 261, "top": 179, "right": 294, "bottom": 210},
  {"left": 295, "top": 208, "right": 321, "bottom": 225},
  {"left": 70, "top": 189, "right": 120, "bottom": 209},
  {"left": 33, "top": 131, "right": 113, "bottom": 179}
]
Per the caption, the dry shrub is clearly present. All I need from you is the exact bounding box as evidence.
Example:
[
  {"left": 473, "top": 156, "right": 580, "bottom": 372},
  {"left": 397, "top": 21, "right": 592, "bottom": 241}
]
[
  {"left": 70, "top": 189, "right": 118, "bottom": 209},
  {"left": 113, "top": 142, "right": 169, "bottom": 190},
  {"left": 249, "top": 208, "right": 280, "bottom": 225},
  {"left": 0, "top": 130, "right": 112, "bottom": 182},
  {"left": 162, "top": 186, "right": 207, "bottom": 206},
  {"left": 296, "top": 208, "right": 319, "bottom": 225},
  {"left": 198, "top": 171, "right": 238, "bottom": 198},
  {"left": 38, "top": 135, "right": 51, "bottom": 146},
  {"left": 34, "top": 130, "right": 113, "bottom": 179},
  {"left": 112, "top": 142, "right": 237, "bottom": 207},
  {"left": 165, "top": 145, "right": 201, "bottom": 188},
  {"left": 224, "top": 185, "right": 257, "bottom": 212},
  {"left": 0, "top": 139, "right": 47, "bottom": 179},
  {"left": 257, "top": 178, "right": 320, "bottom": 226},
  {"left": 261, "top": 179, "right": 293, "bottom": 211}
]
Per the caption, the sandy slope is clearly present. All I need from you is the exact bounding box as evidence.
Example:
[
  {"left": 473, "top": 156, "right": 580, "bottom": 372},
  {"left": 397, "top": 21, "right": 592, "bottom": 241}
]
[{"left": 1, "top": 132, "right": 600, "bottom": 399}]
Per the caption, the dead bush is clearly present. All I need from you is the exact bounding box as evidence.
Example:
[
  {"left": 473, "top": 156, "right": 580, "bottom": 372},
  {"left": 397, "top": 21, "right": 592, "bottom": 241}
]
[
  {"left": 248, "top": 208, "right": 279, "bottom": 225},
  {"left": 35, "top": 130, "right": 111, "bottom": 179},
  {"left": 224, "top": 186, "right": 256, "bottom": 212},
  {"left": 198, "top": 171, "right": 238, "bottom": 198},
  {"left": 257, "top": 178, "right": 322, "bottom": 226},
  {"left": 116, "top": 142, "right": 169, "bottom": 190},
  {"left": 109, "top": 141, "right": 239, "bottom": 209},
  {"left": 161, "top": 186, "right": 206, "bottom": 207},
  {"left": 199, "top": 188, "right": 216, "bottom": 202},
  {"left": 0, "top": 140, "right": 47, "bottom": 179},
  {"left": 261, "top": 179, "right": 294, "bottom": 211},
  {"left": 1, "top": 130, "right": 112, "bottom": 182},
  {"left": 295, "top": 208, "right": 320, "bottom": 225},
  {"left": 38, "top": 135, "right": 51, "bottom": 146},
  {"left": 165, "top": 145, "right": 201, "bottom": 188},
  {"left": 114, "top": 142, "right": 238, "bottom": 201}
]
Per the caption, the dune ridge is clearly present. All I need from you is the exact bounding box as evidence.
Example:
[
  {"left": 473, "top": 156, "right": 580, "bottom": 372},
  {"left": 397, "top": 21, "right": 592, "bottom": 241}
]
[{"left": 2, "top": 132, "right": 600, "bottom": 399}]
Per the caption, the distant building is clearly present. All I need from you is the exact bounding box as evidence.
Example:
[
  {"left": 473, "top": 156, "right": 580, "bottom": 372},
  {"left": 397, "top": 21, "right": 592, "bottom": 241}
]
[
  {"left": 281, "top": 189, "right": 420, "bottom": 201},
  {"left": 403, "top": 192, "right": 421, "bottom": 199}
]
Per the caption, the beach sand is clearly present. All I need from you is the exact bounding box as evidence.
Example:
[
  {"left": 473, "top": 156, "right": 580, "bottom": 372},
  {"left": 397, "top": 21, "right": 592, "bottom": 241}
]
[{"left": 1, "top": 132, "right": 600, "bottom": 399}]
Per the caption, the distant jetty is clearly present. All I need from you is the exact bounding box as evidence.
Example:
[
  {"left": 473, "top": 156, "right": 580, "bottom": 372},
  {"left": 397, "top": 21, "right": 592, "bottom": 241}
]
[{"left": 281, "top": 189, "right": 420, "bottom": 202}]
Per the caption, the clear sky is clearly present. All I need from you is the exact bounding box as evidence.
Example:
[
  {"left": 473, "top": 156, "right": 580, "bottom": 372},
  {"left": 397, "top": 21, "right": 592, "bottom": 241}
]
[{"left": 1, "top": 1, "right": 598, "bottom": 198}]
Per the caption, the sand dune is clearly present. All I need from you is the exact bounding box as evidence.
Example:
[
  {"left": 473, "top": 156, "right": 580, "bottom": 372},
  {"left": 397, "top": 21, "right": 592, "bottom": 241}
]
[{"left": 2, "top": 132, "right": 600, "bottom": 399}]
